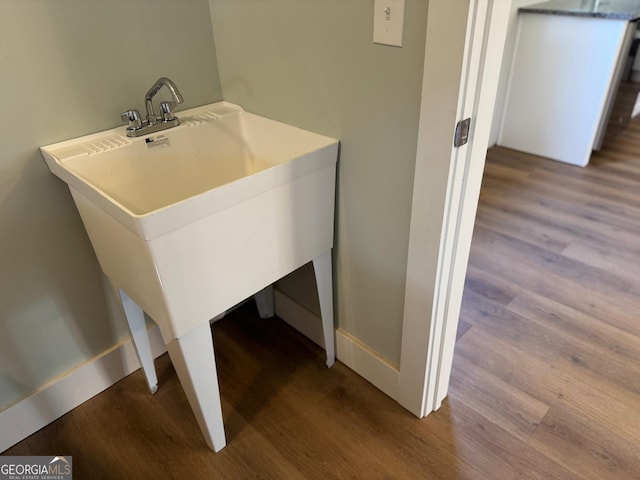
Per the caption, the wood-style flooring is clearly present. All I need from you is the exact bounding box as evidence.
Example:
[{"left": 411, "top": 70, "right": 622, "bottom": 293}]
[{"left": 6, "top": 121, "right": 640, "bottom": 478}]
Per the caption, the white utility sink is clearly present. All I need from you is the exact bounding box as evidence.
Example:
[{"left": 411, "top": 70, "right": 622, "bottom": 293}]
[{"left": 41, "top": 101, "right": 339, "bottom": 452}]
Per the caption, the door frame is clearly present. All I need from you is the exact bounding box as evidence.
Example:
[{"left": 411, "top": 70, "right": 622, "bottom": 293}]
[{"left": 398, "top": 0, "right": 511, "bottom": 417}]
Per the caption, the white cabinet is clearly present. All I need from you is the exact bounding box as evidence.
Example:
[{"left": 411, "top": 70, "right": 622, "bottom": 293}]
[{"left": 499, "top": 13, "right": 633, "bottom": 166}]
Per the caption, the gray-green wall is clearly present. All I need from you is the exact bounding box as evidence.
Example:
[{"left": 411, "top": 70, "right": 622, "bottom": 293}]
[
  {"left": 209, "top": 0, "right": 427, "bottom": 364},
  {"left": 2, "top": 0, "right": 428, "bottom": 413},
  {"left": 0, "top": 0, "right": 221, "bottom": 410}
]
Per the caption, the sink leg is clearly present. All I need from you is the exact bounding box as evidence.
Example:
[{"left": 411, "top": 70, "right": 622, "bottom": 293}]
[
  {"left": 119, "top": 289, "right": 158, "bottom": 394},
  {"left": 254, "top": 285, "right": 275, "bottom": 319},
  {"left": 166, "top": 323, "right": 226, "bottom": 452},
  {"left": 313, "top": 250, "right": 335, "bottom": 368}
]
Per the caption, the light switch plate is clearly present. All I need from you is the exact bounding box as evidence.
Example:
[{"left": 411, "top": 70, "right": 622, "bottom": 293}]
[{"left": 373, "top": 0, "right": 405, "bottom": 47}]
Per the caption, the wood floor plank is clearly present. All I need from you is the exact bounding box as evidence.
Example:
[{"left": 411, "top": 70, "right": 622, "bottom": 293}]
[
  {"left": 504, "top": 293, "right": 640, "bottom": 445},
  {"left": 463, "top": 264, "right": 522, "bottom": 306},
  {"left": 469, "top": 229, "right": 640, "bottom": 338},
  {"left": 304, "top": 371, "right": 488, "bottom": 480},
  {"left": 490, "top": 163, "right": 640, "bottom": 229},
  {"left": 475, "top": 204, "right": 574, "bottom": 253},
  {"left": 561, "top": 241, "right": 640, "bottom": 284},
  {"left": 448, "top": 355, "right": 549, "bottom": 443},
  {"left": 480, "top": 150, "right": 640, "bottom": 235},
  {"left": 456, "top": 317, "right": 473, "bottom": 340},
  {"left": 456, "top": 326, "right": 586, "bottom": 406},
  {"left": 212, "top": 315, "right": 400, "bottom": 479},
  {"left": 463, "top": 288, "right": 640, "bottom": 398},
  {"left": 426, "top": 399, "right": 579, "bottom": 480},
  {"left": 457, "top": 316, "right": 640, "bottom": 423},
  {"left": 507, "top": 290, "right": 640, "bottom": 379},
  {"left": 471, "top": 225, "right": 633, "bottom": 296},
  {"left": 529, "top": 404, "right": 640, "bottom": 480},
  {"left": 629, "top": 281, "right": 640, "bottom": 297},
  {"left": 536, "top": 157, "right": 640, "bottom": 194},
  {"left": 478, "top": 183, "right": 640, "bottom": 254}
]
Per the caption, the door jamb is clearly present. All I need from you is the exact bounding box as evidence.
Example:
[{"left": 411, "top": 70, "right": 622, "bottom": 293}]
[{"left": 398, "top": 0, "right": 511, "bottom": 417}]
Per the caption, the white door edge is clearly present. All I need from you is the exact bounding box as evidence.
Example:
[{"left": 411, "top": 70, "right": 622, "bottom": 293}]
[{"left": 398, "top": 0, "right": 511, "bottom": 417}]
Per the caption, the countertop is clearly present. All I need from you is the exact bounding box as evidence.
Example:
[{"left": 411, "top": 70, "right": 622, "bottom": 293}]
[{"left": 520, "top": 0, "right": 640, "bottom": 20}]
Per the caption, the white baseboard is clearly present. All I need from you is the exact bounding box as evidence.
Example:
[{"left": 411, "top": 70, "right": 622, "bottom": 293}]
[
  {"left": 0, "top": 325, "right": 167, "bottom": 453},
  {"left": 274, "top": 289, "right": 399, "bottom": 401},
  {"left": 334, "top": 329, "right": 399, "bottom": 401},
  {"left": 274, "top": 289, "right": 326, "bottom": 348}
]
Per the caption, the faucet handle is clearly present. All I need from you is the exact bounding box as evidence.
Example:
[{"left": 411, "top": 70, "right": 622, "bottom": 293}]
[
  {"left": 159, "top": 101, "right": 177, "bottom": 121},
  {"left": 121, "top": 109, "right": 142, "bottom": 129}
]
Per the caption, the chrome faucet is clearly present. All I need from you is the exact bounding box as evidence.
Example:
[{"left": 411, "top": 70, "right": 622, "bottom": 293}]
[{"left": 121, "top": 77, "right": 184, "bottom": 137}]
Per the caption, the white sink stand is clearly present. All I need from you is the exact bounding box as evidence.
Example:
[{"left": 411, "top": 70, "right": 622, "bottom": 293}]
[
  {"left": 116, "top": 251, "right": 335, "bottom": 453},
  {"left": 70, "top": 151, "right": 338, "bottom": 452}
]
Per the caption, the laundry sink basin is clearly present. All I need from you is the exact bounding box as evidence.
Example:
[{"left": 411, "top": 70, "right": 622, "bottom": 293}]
[
  {"left": 42, "top": 102, "right": 338, "bottom": 241},
  {"left": 42, "top": 101, "right": 339, "bottom": 452}
]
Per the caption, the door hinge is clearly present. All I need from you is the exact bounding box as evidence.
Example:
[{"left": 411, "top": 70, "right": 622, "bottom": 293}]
[{"left": 454, "top": 118, "right": 471, "bottom": 147}]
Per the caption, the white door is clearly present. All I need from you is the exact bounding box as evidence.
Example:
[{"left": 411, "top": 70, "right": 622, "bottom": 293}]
[{"left": 398, "top": 0, "right": 511, "bottom": 417}]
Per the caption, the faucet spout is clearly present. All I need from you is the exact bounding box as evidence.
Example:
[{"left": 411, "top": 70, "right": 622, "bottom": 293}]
[
  {"left": 121, "top": 77, "right": 185, "bottom": 137},
  {"left": 144, "top": 77, "right": 184, "bottom": 125}
]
